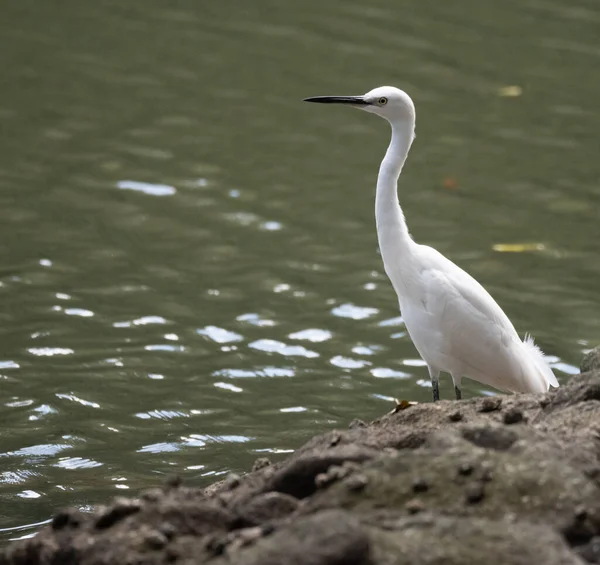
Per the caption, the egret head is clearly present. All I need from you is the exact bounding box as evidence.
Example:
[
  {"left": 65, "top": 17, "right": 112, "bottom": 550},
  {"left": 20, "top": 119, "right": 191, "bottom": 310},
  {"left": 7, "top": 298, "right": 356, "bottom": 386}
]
[{"left": 304, "top": 86, "right": 415, "bottom": 125}]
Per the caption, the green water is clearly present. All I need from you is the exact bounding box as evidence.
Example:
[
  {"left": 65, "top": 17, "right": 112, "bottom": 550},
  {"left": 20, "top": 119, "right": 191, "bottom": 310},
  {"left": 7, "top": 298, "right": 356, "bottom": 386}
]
[{"left": 1, "top": 0, "right": 599, "bottom": 542}]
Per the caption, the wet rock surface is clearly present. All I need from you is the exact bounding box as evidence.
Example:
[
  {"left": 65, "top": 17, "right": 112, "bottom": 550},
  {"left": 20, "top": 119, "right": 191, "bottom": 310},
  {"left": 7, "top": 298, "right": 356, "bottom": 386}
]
[{"left": 2, "top": 351, "right": 600, "bottom": 565}]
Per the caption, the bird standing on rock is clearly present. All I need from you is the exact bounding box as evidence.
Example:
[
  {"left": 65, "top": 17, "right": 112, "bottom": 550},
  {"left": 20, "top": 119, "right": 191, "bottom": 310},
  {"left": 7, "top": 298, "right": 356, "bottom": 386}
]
[{"left": 304, "top": 86, "right": 559, "bottom": 402}]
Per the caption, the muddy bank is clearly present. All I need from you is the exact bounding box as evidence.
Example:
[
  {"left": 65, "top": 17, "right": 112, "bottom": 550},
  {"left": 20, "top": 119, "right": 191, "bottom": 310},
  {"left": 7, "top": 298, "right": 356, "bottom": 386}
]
[{"left": 2, "top": 347, "right": 600, "bottom": 565}]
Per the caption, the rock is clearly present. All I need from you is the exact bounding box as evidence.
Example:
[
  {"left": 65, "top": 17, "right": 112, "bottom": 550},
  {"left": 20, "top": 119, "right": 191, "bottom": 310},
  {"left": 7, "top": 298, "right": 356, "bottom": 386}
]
[
  {"left": 581, "top": 347, "right": 600, "bottom": 373},
  {"left": 2, "top": 360, "right": 600, "bottom": 565},
  {"left": 238, "top": 492, "right": 299, "bottom": 524},
  {"left": 503, "top": 408, "right": 524, "bottom": 425},
  {"left": 477, "top": 396, "right": 503, "bottom": 413},
  {"left": 252, "top": 457, "right": 272, "bottom": 472},
  {"left": 368, "top": 514, "right": 584, "bottom": 565},
  {"left": 207, "top": 510, "right": 371, "bottom": 565}
]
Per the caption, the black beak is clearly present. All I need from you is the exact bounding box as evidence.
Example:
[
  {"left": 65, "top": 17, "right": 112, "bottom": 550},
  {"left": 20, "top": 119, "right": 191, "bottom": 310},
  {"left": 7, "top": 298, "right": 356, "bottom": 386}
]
[{"left": 303, "top": 95, "right": 368, "bottom": 105}]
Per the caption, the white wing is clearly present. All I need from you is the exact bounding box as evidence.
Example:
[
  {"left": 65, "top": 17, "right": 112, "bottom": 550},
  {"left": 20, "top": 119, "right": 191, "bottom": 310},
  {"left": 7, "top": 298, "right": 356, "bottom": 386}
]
[{"left": 404, "top": 244, "right": 556, "bottom": 393}]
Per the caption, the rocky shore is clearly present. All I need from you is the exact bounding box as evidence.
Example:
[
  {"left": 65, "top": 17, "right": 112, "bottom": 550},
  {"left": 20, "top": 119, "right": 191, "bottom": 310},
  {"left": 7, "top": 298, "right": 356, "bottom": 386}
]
[{"left": 2, "top": 347, "right": 600, "bottom": 565}]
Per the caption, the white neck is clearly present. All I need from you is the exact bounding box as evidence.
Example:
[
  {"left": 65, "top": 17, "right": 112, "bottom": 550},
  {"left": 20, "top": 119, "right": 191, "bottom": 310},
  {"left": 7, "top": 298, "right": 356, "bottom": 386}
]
[{"left": 375, "top": 119, "right": 415, "bottom": 271}]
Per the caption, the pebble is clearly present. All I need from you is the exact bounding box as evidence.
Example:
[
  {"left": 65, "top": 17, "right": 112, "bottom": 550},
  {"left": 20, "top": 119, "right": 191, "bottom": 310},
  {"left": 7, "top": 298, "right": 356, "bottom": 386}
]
[
  {"left": 349, "top": 419, "right": 367, "bottom": 429},
  {"left": 346, "top": 474, "right": 368, "bottom": 492},
  {"left": 478, "top": 397, "right": 502, "bottom": 413},
  {"left": 95, "top": 499, "right": 141, "bottom": 529},
  {"left": 144, "top": 530, "right": 168, "bottom": 550},
  {"left": 465, "top": 483, "right": 485, "bottom": 504},
  {"left": 458, "top": 463, "right": 474, "bottom": 477},
  {"left": 223, "top": 473, "right": 241, "bottom": 490},
  {"left": 412, "top": 478, "right": 429, "bottom": 493},
  {"left": 252, "top": 457, "right": 272, "bottom": 471},
  {"left": 51, "top": 509, "right": 80, "bottom": 531},
  {"left": 405, "top": 498, "right": 425, "bottom": 514},
  {"left": 503, "top": 408, "right": 524, "bottom": 425}
]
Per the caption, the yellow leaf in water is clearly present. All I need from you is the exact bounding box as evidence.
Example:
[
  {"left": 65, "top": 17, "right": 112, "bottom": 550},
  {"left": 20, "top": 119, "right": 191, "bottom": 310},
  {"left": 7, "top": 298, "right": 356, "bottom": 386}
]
[
  {"left": 492, "top": 243, "right": 546, "bottom": 253},
  {"left": 498, "top": 85, "right": 523, "bottom": 97}
]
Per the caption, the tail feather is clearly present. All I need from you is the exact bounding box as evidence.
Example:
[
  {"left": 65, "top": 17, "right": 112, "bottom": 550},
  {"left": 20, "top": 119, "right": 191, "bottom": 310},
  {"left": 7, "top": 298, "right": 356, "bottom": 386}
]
[{"left": 522, "top": 334, "right": 559, "bottom": 389}]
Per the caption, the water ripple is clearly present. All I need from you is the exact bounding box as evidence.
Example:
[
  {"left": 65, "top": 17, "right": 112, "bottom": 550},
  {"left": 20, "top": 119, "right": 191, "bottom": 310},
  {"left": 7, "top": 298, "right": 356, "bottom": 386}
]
[
  {"left": 214, "top": 366, "right": 295, "bottom": 378},
  {"left": 4, "top": 444, "right": 71, "bottom": 459},
  {"left": 214, "top": 382, "right": 243, "bottom": 393},
  {"left": 55, "top": 393, "right": 100, "bottom": 409},
  {"left": 117, "top": 180, "right": 176, "bottom": 196},
  {"left": 138, "top": 442, "right": 179, "bottom": 454},
  {"left": 330, "top": 356, "right": 371, "bottom": 369},
  {"left": 28, "top": 348, "right": 74, "bottom": 357},
  {"left": 54, "top": 457, "right": 103, "bottom": 470},
  {"left": 288, "top": 328, "right": 332, "bottom": 342},
  {"left": 113, "top": 315, "right": 169, "bottom": 328},
  {"left": 236, "top": 313, "right": 276, "bottom": 327},
  {"left": 331, "top": 303, "right": 379, "bottom": 320},
  {"left": 196, "top": 325, "right": 243, "bottom": 343},
  {"left": 371, "top": 367, "right": 411, "bottom": 379},
  {"left": 248, "top": 339, "right": 319, "bottom": 358},
  {"left": 64, "top": 308, "right": 94, "bottom": 317},
  {"left": 144, "top": 344, "right": 186, "bottom": 352}
]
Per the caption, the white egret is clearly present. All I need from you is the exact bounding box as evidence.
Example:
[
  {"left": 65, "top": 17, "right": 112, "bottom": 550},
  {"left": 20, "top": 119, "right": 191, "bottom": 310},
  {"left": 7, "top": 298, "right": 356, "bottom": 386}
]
[{"left": 304, "top": 86, "right": 559, "bottom": 401}]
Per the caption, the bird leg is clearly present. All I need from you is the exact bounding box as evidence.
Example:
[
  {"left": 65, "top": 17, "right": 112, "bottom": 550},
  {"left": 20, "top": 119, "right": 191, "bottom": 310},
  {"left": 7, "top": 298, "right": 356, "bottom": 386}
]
[
  {"left": 454, "top": 386, "right": 462, "bottom": 400},
  {"left": 432, "top": 380, "right": 440, "bottom": 402},
  {"left": 428, "top": 367, "right": 440, "bottom": 402}
]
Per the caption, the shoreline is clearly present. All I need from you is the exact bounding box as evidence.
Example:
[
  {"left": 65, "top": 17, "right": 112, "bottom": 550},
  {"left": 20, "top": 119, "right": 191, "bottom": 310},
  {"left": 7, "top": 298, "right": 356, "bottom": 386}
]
[{"left": 2, "top": 347, "right": 599, "bottom": 565}]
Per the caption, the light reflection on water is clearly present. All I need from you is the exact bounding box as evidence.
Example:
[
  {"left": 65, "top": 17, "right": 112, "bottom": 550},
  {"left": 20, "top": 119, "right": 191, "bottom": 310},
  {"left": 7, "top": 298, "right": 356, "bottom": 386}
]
[{"left": 1, "top": 0, "right": 599, "bottom": 547}]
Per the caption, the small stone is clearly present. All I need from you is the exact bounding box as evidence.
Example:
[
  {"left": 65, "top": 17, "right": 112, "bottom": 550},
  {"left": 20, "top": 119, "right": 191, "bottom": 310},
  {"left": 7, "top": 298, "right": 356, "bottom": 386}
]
[
  {"left": 206, "top": 535, "right": 227, "bottom": 556},
  {"left": 329, "top": 433, "right": 342, "bottom": 447},
  {"left": 252, "top": 457, "right": 272, "bottom": 472},
  {"left": 315, "top": 472, "right": 332, "bottom": 489},
  {"left": 51, "top": 509, "right": 80, "bottom": 530},
  {"left": 412, "top": 478, "right": 429, "bottom": 493},
  {"left": 159, "top": 522, "right": 177, "bottom": 540},
  {"left": 164, "top": 475, "right": 182, "bottom": 489},
  {"left": 261, "top": 523, "right": 276, "bottom": 536},
  {"left": 478, "top": 397, "right": 502, "bottom": 413},
  {"left": 342, "top": 461, "right": 361, "bottom": 472},
  {"left": 349, "top": 418, "right": 367, "bottom": 429},
  {"left": 229, "top": 527, "right": 263, "bottom": 550},
  {"left": 141, "top": 488, "right": 163, "bottom": 503},
  {"left": 465, "top": 483, "right": 485, "bottom": 504},
  {"left": 458, "top": 463, "right": 474, "bottom": 477},
  {"left": 538, "top": 396, "right": 551, "bottom": 408},
  {"left": 95, "top": 499, "right": 141, "bottom": 529},
  {"left": 448, "top": 410, "right": 463, "bottom": 422},
  {"left": 144, "top": 530, "right": 168, "bottom": 550},
  {"left": 405, "top": 498, "right": 425, "bottom": 514},
  {"left": 575, "top": 506, "right": 588, "bottom": 522},
  {"left": 223, "top": 473, "right": 241, "bottom": 490},
  {"left": 503, "top": 408, "right": 524, "bottom": 425},
  {"left": 346, "top": 474, "right": 368, "bottom": 492},
  {"left": 581, "top": 346, "right": 600, "bottom": 373}
]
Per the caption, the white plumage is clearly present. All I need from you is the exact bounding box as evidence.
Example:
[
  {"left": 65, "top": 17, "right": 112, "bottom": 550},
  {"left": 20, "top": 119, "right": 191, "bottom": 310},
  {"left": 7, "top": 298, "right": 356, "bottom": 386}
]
[{"left": 305, "top": 86, "right": 559, "bottom": 401}]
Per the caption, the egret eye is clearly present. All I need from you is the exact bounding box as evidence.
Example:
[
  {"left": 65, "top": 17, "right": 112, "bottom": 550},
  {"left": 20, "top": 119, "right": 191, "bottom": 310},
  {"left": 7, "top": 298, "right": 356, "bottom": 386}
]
[{"left": 378, "top": 97, "right": 388, "bottom": 105}]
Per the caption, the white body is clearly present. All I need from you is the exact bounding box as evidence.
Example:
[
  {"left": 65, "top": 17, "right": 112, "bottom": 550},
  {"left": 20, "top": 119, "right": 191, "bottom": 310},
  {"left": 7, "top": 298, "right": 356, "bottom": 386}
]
[
  {"left": 306, "top": 86, "right": 559, "bottom": 396},
  {"left": 384, "top": 237, "right": 557, "bottom": 393}
]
